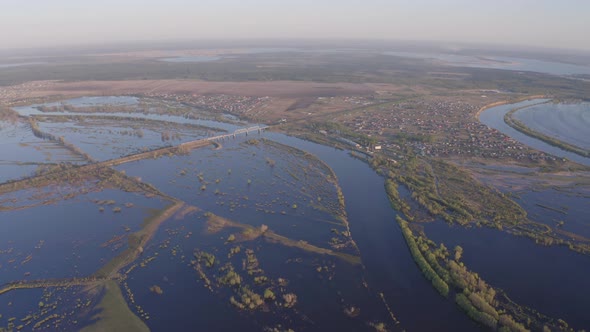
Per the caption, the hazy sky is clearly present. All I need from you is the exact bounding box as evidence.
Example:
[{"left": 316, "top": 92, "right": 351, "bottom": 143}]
[{"left": 1, "top": 0, "right": 589, "bottom": 50}]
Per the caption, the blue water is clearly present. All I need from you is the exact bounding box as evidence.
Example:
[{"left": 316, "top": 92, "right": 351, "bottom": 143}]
[
  {"left": 0, "top": 286, "right": 94, "bottom": 330},
  {"left": 10, "top": 96, "right": 251, "bottom": 162},
  {"left": 65, "top": 96, "right": 139, "bottom": 107},
  {"left": 479, "top": 99, "right": 590, "bottom": 166},
  {"left": 266, "top": 133, "right": 478, "bottom": 331},
  {"left": 0, "top": 120, "right": 83, "bottom": 182},
  {"left": 0, "top": 190, "right": 166, "bottom": 282},
  {"left": 13, "top": 96, "right": 243, "bottom": 132},
  {"left": 423, "top": 221, "right": 590, "bottom": 329},
  {"left": 116, "top": 137, "right": 349, "bottom": 250},
  {"left": 513, "top": 102, "right": 590, "bottom": 151},
  {"left": 515, "top": 189, "right": 590, "bottom": 239},
  {"left": 0, "top": 288, "right": 46, "bottom": 329},
  {"left": 36, "top": 118, "right": 219, "bottom": 161},
  {"left": 115, "top": 132, "right": 476, "bottom": 331},
  {"left": 4, "top": 96, "right": 588, "bottom": 330}
]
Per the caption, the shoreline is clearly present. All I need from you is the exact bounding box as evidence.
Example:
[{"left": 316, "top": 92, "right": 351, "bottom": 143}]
[
  {"left": 504, "top": 107, "right": 590, "bottom": 158},
  {"left": 473, "top": 94, "right": 547, "bottom": 119}
]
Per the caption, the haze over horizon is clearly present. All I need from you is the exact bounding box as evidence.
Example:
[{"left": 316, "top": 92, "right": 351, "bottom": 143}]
[{"left": 1, "top": 0, "right": 589, "bottom": 52}]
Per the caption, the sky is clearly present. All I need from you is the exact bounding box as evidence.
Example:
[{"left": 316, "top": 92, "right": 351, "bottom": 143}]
[{"left": 1, "top": 0, "right": 589, "bottom": 51}]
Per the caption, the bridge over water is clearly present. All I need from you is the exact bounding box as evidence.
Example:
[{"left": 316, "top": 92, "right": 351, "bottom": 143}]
[
  {"left": 0, "top": 125, "right": 269, "bottom": 194},
  {"left": 203, "top": 125, "right": 268, "bottom": 142},
  {"left": 102, "top": 125, "right": 268, "bottom": 166}
]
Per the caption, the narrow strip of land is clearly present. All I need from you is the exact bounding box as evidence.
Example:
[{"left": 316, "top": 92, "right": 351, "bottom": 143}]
[
  {"left": 0, "top": 277, "right": 105, "bottom": 296},
  {"left": 95, "top": 200, "right": 186, "bottom": 279},
  {"left": 504, "top": 108, "right": 590, "bottom": 158}
]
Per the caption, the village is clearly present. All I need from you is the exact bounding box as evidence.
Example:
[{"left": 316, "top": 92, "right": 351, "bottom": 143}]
[
  {"left": 340, "top": 98, "right": 561, "bottom": 162},
  {"left": 0, "top": 80, "right": 563, "bottom": 165},
  {"left": 142, "top": 91, "right": 271, "bottom": 117}
]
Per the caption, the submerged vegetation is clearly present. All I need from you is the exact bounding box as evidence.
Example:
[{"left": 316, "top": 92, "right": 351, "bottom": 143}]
[
  {"left": 28, "top": 117, "right": 96, "bottom": 163},
  {"left": 378, "top": 153, "right": 590, "bottom": 255},
  {"left": 0, "top": 118, "right": 376, "bottom": 332},
  {"left": 190, "top": 242, "right": 302, "bottom": 317},
  {"left": 205, "top": 213, "right": 361, "bottom": 264}
]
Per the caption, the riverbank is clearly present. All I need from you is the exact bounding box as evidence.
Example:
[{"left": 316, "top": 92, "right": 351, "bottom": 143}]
[
  {"left": 504, "top": 107, "right": 590, "bottom": 158},
  {"left": 479, "top": 98, "right": 590, "bottom": 166},
  {"left": 81, "top": 280, "right": 150, "bottom": 332},
  {"left": 474, "top": 95, "right": 547, "bottom": 118}
]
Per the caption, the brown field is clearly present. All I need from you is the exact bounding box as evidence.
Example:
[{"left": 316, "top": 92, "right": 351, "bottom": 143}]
[
  {"left": 25, "top": 79, "right": 380, "bottom": 98},
  {"left": 1, "top": 79, "right": 404, "bottom": 123}
]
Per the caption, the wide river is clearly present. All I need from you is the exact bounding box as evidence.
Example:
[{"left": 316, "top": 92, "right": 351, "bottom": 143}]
[
  {"left": 513, "top": 102, "right": 590, "bottom": 151},
  {"left": 265, "top": 133, "right": 477, "bottom": 331},
  {"left": 479, "top": 99, "right": 590, "bottom": 166}
]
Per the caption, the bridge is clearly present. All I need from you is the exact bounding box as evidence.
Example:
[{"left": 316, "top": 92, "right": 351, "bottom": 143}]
[
  {"left": 203, "top": 125, "right": 268, "bottom": 142},
  {"left": 0, "top": 125, "right": 269, "bottom": 195},
  {"left": 102, "top": 125, "right": 268, "bottom": 167}
]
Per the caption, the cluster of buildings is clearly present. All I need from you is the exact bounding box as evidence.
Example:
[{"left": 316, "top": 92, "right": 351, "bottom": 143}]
[
  {"left": 142, "top": 91, "right": 270, "bottom": 116},
  {"left": 344, "top": 99, "right": 560, "bottom": 161},
  {"left": 337, "top": 96, "right": 375, "bottom": 107},
  {"left": 0, "top": 81, "right": 54, "bottom": 106}
]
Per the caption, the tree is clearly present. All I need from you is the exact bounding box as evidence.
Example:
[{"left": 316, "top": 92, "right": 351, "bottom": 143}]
[{"left": 454, "top": 245, "right": 463, "bottom": 261}]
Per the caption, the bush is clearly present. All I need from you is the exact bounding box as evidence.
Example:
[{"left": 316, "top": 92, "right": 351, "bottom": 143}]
[
  {"left": 499, "top": 314, "right": 529, "bottom": 332},
  {"left": 263, "top": 289, "right": 276, "bottom": 300},
  {"left": 397, "top": 216, "right": 449, "bottom": 296},
  {"left": 456, "top": 293, "right": 498, "bottom": 329},
  {"left": 468, "top": 292, "right": 499, "bottom": 320}
]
